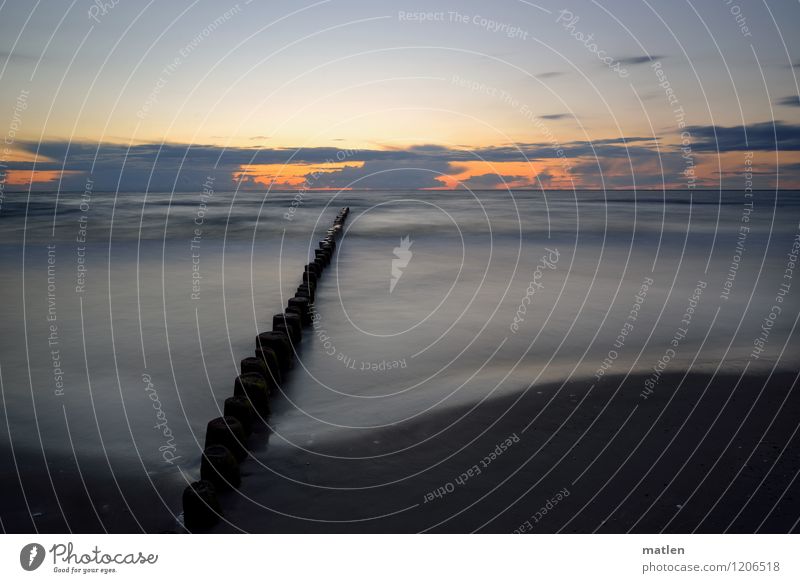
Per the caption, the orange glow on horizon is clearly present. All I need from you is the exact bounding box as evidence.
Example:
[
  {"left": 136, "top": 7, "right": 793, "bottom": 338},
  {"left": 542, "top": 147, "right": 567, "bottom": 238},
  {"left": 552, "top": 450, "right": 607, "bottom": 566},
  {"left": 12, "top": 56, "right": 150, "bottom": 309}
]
[
  {"left": 2, "top": 170, "right": 81, "bottom": 186},
  {"left": 4, "top": 147, "right": 798, "bottom": 190},
  {"left": 233, "top": 161, "right": 365, "bottom": 189},
  {"left": 429, "top": 160, "right": 574, "bottom": 190}
]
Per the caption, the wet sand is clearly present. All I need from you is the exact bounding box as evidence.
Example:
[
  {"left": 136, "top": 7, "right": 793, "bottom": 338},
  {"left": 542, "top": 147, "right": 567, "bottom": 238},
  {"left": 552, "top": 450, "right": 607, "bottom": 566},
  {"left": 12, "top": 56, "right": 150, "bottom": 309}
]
[
  {"left": 0, "top": 442, "right": 179, "bottom": 533},
  {"left": 3, "top": 370, "right": 797, "bottom": 533},
  {"left": 207, "top": 370, "right": 800, "bottom": 533}
]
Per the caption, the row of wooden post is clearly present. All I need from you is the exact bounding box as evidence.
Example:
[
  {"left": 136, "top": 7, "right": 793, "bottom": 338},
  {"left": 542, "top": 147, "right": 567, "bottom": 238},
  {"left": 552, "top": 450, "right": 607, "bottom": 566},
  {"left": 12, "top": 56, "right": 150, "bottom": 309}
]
[{"left": 181, "top": 207, "right": 350, "bottom": 531}]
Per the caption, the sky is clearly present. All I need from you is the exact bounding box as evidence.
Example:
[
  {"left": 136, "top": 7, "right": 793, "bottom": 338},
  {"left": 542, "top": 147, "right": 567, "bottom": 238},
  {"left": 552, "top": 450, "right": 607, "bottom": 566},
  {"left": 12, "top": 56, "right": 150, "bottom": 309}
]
[{"left": 1, "top": 0, "right": 799, "bottom": 192}]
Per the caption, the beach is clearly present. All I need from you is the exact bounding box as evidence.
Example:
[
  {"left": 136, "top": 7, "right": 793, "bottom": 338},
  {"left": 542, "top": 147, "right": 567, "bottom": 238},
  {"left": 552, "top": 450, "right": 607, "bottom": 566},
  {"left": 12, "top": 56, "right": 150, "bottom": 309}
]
[
  {"left": 207, "top": 371, "right": 800, "bottom": 533},
  {"left": 3, "top": 370, "right": 797, "bottom": 533},
  {"left": 0, "top": 189, "right": 798, "bottom": 533}
]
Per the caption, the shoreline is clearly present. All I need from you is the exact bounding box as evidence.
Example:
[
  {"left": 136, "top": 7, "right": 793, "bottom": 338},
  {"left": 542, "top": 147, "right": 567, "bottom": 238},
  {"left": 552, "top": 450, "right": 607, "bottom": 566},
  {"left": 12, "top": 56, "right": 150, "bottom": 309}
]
[
  {"left": 209, "top": 370, "right": 800, "bottom": 533},
  {"left": 2, "top": 370, "right": 797, "bottom": 533}
]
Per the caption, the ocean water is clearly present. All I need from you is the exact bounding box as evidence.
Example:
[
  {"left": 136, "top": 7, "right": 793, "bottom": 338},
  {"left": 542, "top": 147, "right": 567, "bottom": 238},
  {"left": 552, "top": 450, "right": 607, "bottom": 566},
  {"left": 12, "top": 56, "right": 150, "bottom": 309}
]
[{"left": 1, "top": 188, "right": 798, "bottom": 531}]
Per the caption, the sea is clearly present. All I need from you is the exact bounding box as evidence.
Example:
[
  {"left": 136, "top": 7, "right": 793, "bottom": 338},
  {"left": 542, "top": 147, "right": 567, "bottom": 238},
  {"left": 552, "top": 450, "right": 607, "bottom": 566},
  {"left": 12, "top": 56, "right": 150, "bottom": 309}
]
[{"left": 0, "top": 188, "right": 798, "bottom": 531}]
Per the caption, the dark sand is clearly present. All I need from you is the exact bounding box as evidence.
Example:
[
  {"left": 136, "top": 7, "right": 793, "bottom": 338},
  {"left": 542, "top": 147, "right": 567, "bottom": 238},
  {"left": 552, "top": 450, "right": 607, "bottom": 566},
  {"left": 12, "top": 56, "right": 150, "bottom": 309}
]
[
  {"left": 3, "top": 371, "right": 798, "bottom": 533},
  {"left": 207, "top": 370, "right": 800, "bottom": 533},
  {"left": 0, "top": 442, "right": 177, "bottom": 533}
]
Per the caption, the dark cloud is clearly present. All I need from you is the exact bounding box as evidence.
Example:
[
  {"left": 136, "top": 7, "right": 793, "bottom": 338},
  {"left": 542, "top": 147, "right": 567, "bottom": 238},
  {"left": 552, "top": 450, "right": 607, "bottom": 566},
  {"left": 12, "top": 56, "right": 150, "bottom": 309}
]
[
  {"left": 775, "top": 95, "right": 800, "bottom": 107},
  {"left": 7, "top": 128, "right": 793, "bottom": 191},
  {"left": 687, "top": 121, "right": 800, "bottom": 151},
  {"left": 535, "top": 71, "right": 565, "bottom": 79},
  {"left": 13, "top": 136, "right": 658, "bottom": 171},
  {"left": 539, "top": 113, "right": 572, "bottom": 120},
  {"left": 617, "top": 55, "right": 664, "bottom": 66},
  {"left": 568, "top": 148, "right": 688, "bottom": 189},
  {"left": 712, "top": 167, "right": 789, "bottom": 189},
  {"left": 6, "top": 136, "right": 663, "bottom": 192},
  {"left": 10, "top": 141, "right": 243, "bottom": 192},
  {"left": 403, "top": 144, "right": 454, "bottom": 155}
]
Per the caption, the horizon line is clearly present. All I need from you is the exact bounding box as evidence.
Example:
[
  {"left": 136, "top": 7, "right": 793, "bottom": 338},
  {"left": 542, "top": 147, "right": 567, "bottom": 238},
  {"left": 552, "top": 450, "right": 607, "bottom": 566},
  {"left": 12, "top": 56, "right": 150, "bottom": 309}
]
[{"left": 6, "top": 188, "right": 799, "bottom": 195}]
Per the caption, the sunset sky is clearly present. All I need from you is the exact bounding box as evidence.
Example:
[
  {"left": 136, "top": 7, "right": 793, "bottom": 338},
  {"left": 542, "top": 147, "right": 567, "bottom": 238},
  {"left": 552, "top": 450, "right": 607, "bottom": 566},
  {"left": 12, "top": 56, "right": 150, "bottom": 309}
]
[{"left": 1, "top": 0, "right": 799, "bottom": 191}]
